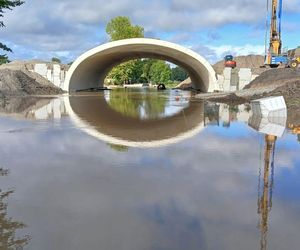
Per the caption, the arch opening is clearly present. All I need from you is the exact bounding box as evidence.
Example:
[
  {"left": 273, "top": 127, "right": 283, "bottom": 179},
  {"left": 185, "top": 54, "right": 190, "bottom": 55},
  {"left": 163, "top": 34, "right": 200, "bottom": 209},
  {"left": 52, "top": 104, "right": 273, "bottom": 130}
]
[
  {"left": 64, "top": 38, "right": 217, "bottom": 93},
  {"left": 104, "top": 58, "right": 190, "bottom": 86}
]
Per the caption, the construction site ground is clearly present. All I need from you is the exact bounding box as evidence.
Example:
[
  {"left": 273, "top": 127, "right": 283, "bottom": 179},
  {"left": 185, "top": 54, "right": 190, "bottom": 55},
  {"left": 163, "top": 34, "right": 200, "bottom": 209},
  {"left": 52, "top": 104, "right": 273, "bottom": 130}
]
[{"left": 196, "top": 68, "right": 300, "bottom": 126}]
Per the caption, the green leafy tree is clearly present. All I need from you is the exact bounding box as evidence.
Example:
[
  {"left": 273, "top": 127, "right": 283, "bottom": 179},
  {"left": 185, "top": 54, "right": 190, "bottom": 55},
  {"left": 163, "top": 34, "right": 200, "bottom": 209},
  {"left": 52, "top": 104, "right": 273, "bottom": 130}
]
[
  {"left": 171, "top": 66, "right": 189, "bottom": 81},
  {"left": 107, "top": 60, "right": 137, "bottom": 85},
  {"left": 149, "top": 61, "right": 171, "bottom": 84},
  {"left": 106, "top": 16, "right": 144, "bottom": 41},
  {"left": 107, "top": 143, "right": 129, "bottom": 152},
  {"left": 105, "top": 16, "right": 144, "bottom": 84},
  {"left": 0, "top": 0, "right": 24, "bottom": 64},
  {"left": 141, "top": 59, "right": 157, "bottom": 83},
  {"left": 51, "top": 57, "right": 61, "bottom": 63}
]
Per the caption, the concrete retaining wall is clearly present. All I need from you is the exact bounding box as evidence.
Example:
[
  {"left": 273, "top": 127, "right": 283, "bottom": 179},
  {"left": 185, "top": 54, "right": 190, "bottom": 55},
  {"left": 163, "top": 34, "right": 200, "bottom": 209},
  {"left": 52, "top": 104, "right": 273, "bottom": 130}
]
[
  {"left": 215, "top": 68, "right": 259, "bottom": 92},
  {"left": 32, "top": 63, "right": 67, "bottom": 89}
]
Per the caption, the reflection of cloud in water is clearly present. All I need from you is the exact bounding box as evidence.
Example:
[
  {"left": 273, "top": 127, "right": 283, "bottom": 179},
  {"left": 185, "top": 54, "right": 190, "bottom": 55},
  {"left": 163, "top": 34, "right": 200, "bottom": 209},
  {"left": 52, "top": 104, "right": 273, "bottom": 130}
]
[{"left": 0, "top": 115, "right": 300, "bottom": 249}]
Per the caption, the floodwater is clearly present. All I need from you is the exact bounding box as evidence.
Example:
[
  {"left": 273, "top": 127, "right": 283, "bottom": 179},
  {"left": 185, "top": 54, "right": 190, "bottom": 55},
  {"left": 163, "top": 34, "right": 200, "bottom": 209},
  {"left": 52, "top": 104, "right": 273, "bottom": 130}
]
[{"left": 0, "top": 89, "right": 300, "bottom": 250}]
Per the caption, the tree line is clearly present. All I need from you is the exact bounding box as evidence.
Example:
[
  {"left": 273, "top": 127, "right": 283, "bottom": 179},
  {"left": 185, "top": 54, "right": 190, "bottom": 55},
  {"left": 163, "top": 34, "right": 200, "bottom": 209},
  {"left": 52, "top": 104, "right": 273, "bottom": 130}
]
[{"left": 106, "top": 58, "right": 188, "bottom": 85}]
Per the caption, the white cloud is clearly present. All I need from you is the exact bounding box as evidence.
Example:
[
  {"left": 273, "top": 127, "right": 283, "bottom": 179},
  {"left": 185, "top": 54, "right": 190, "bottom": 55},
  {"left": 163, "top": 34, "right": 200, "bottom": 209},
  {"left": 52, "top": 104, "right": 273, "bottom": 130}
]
[
  {"left": 209, "top": 44, "right": 265, "bottom": 57},
  {"left": 0, "top": 0, "right": 299, "bottom": 61}
]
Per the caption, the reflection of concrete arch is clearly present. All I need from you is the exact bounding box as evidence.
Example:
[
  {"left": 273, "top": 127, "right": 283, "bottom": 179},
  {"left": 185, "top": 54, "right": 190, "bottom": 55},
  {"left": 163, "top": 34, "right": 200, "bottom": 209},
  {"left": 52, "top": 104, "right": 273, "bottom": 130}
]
[
  {"left": 64, "top": 38, "right": 217, "bottom": 92},
  {"left": 64, "top": 94, "right": 205, "bottom": 148}
]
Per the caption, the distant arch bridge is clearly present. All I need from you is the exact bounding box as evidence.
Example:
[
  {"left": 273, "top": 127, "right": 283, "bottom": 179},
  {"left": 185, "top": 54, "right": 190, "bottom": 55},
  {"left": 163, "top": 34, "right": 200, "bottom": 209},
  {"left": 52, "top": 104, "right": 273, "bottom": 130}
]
[{"left": 64, "top": 38, "right": 217, "bottom": 92}]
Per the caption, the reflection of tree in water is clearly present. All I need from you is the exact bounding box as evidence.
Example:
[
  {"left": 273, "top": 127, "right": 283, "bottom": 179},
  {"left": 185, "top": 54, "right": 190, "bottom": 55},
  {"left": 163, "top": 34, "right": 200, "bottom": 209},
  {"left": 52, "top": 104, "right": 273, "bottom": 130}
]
[
  {"left": 107, "top": 89, "right": 167, "bottom": 119},
  {"left": 107, "top": 143, "right": 129, "bottom": 152},
  {"left": 0, "top": 168, "right": 30, "bottom": 249}
]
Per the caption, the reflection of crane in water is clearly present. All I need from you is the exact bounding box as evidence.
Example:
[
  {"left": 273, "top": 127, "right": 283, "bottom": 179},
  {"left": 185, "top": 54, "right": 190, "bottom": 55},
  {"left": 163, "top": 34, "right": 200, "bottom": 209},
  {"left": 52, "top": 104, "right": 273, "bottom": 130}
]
[
  {"left": 288, "top": 124, "right": 300, "bottom": 142},
  {"left": 257, "top": 135, "right": 277, "bottom": 250}
]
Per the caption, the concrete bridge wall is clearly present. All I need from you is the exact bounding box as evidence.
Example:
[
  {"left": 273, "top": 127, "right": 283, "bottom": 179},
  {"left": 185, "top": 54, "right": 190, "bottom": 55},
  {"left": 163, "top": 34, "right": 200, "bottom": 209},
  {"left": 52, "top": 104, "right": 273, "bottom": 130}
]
[{"left": 64, "top": 38, "right": 217, "bottom": 93}]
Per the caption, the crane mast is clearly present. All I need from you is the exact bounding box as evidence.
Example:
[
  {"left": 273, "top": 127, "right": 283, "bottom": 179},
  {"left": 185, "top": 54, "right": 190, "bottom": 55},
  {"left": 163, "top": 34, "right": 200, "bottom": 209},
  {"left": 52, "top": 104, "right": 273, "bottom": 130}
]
[
  {"left": 265, "top": 0, "right": 286, "bottom": 66},
  {"left": 269, "top": 0, "right": 282, "bottom": 55}
]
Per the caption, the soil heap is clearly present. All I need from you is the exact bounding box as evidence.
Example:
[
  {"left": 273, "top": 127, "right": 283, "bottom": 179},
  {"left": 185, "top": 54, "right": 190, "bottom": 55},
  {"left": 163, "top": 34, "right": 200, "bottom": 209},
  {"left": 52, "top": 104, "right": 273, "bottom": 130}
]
[
  {"left": 213, "top": 55, "right": 266, "bottom": 75},
  {"left": 0, "top": 61, "right": 65, "bottom": 96},
  {"left": 244, "top": 68, "right": 300, "bottom": 89}
]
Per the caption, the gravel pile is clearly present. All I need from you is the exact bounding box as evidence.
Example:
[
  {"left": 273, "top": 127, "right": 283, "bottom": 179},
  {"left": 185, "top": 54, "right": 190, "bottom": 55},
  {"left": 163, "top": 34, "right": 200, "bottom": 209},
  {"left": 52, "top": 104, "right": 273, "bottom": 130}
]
[
  {"left": 244, "top": 68, "right": 300, "bottom": 89},
  {"left": 0, "top": 68, "right": 64, "bottom": 96}
]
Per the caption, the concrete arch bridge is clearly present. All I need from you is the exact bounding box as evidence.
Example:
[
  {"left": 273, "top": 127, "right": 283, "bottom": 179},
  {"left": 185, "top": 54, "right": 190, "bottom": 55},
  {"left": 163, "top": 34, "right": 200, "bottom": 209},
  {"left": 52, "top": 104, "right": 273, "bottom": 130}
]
[{"left": 64, "top": 38, "right": 217, "bottom": 92}]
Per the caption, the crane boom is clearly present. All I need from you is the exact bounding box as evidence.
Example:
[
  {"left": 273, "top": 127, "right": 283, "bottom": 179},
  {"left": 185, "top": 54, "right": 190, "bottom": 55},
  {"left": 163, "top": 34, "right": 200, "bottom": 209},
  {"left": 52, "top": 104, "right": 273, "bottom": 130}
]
[
  {"left": 269, "top": 0, "right": 282, "bottom": 55},
  {"left": 265, "top": 0, "right": 287, "bottom": 66}
]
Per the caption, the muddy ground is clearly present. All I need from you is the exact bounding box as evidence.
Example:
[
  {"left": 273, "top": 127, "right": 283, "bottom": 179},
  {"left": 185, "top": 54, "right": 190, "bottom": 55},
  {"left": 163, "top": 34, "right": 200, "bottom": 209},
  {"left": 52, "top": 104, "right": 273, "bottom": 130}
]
[{"left": 197, "top": 68, "right": 300, "bottom": 126}]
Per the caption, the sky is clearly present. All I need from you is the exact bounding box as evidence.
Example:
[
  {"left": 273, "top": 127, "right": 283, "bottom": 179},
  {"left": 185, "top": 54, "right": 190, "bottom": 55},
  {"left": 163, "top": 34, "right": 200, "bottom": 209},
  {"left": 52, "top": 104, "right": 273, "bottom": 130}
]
[{"left": 1, "top": 0, "right": 300, "bottom": 64}]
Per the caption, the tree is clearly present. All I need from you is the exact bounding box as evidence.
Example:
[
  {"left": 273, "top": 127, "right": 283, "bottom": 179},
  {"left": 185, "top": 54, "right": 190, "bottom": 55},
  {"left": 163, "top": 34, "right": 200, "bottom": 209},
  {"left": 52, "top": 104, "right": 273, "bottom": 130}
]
[
  {"left": 105, "top": 17, "right": 145, "bottom": 84},
  {"left": 106, "top": 16, "right": 144, "bottom": 41},
  {"left": 107, "top": 60, "right": 137, "bottom": 85},
  {"left": 149, "top": 61, "right": 171, "bottom": 84},
  {"left": 141, "top": 59, "right": 157, "bottom": 83},
  {"left": 51, "top": 57, "right": 61, "bottom": 63},
  {"left": 171, "top": 66, "right": 189, "bottom": 81},
  {"left": 0, "top": 0, "right": 24, "bottom": 64}
]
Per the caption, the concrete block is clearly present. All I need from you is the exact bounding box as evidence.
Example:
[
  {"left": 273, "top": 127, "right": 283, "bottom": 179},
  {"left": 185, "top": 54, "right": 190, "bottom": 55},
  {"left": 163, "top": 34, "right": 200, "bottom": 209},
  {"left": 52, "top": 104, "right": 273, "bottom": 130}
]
[
  {"left": 53, "top": 99, "right": 61, "bottom": 119},
  {"left": 223, "top": 80, "right": 231, "bottom": 92},
  {"left": 239, "top": 80, "right": 250, "bottom": 90},
  {"left": 219, "top": 104, "right": 230, "bottom": 124},
  {"left": 223, "top": 68, "right": 232, "bottom": 80},
  {"left": 60, "top": 99, "right": 66, "bottom": 114},
  {"left": 251, "top": 96, "right": 287, "bottom": 118},
  {"left": 47, "top": 103, "right": 53, "bottom": 114},
  {"left": 236, "top": 105, "right": 250, "bottom": 123},
  {"left": 230, "top": 86, "right": 237, "bottom": 92},
  {"left": 217, "top": 74, "right": 224, "bottom": 82},
  {"left": 251, "top": 74, "right": 259, "bottom": 81},
  {"left": 215, "top": 75, "right": 225, "bottom": 91},
  {"left": 34, "top": 64, "right": 48, "bottom": 78},
  {"left": 230, "top": 70, "right": 239, "bottom": 86},
  {"left": 60, "top": 70, "right": 65, "bottom": 81},
  {"left": 34, "top": 106, "right": 49, "bottom": 120},
  {"left": 239, "top": 68, "right": 252, "bottom": 81},
  {"left": 47, "top": 69, "right": 52, "bottom": 82},
  {"left": 53, "top": 64, "right": 61, "bottom": 87}
]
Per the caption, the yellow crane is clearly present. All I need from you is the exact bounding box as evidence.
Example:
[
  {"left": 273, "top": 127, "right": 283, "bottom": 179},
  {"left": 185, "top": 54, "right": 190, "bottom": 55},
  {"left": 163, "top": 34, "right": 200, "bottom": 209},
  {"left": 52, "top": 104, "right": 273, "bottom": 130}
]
[
  {"left": 265, "top": 0, "right": 300, "bottom": 68},
  {"left": 288, "top": 124, "right": 300, "bottom": 142},
  {"left": 269, "top": 0, "right": 282, "bottom": 55},
  {"left": 265, "top": 0, "right": 288, "bottom": 66}
]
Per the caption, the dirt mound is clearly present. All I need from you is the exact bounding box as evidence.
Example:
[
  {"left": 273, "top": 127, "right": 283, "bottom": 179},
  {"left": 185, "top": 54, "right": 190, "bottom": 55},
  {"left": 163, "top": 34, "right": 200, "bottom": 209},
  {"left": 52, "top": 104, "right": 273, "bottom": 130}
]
[
  {"left": 0, "top": 69, "right": 64, "bottom": 96},
  {"left": 244, "top": 68, "right": 300, "bottom": 89},
  {"left": 213, "top": 55, "right": 265, "bottom": 75},
  {"left": 0, "top": 61, "right": 69, "bottom": 88}
]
